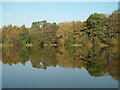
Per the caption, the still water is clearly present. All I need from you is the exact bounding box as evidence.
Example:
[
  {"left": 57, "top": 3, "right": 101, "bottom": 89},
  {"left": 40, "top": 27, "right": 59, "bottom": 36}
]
[{"left": 1, "top": 46, "right": 119, "bottom": 88}]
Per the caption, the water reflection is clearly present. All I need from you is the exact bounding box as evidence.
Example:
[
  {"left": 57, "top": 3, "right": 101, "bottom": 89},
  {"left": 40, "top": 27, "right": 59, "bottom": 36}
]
[{"left": 1, "top": 46, "right": 120, "bottom": 80}]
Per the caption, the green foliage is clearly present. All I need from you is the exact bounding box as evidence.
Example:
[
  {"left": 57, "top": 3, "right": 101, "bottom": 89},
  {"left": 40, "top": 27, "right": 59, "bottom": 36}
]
[
  {"left": 19, "top": 48, "right": 29, "bottom": 60},
  {"left": 93, "top": 36, "right": 102, "bottom": 46},
  {"left": 80, "top": 33, "right": 92, "bottom": 46},
  {"left": 65, "top": 33, "right": 74, "bottom": 45},
  {"left": 50, "top": 22, "right": 58, "bottom": 29},
  {"left": 0, "top": 32, "right": 2, "bottom": 43},
  {"left": 31, "top": 20, "right": 49, "bottom": 30},
  {"left": 86, "top": 13, "right": 106, "bottom": 30},
  {"left": 65, "top": 46, "right": 75, "bottom": 55},
  {"left": 19, "top": 30, "right": 29, "bottom": 45}
]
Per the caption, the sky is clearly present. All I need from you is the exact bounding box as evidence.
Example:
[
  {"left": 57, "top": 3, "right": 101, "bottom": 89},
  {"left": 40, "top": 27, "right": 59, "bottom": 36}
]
[{"left": 1, "top": 2, "right": 118, "bottom": 27}]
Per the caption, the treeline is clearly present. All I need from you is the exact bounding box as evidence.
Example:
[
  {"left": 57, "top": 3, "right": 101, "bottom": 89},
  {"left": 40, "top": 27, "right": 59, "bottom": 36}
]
[
  {"left": 0, "top": 9, "right": 119, "bottom": 46},
  {"left": 1, "top": 46, "right": 119, "bottom": 80}
]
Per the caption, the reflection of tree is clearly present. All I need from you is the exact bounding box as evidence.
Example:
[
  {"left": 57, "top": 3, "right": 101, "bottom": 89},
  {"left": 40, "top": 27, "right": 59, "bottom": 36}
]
[
  {"left": 1, "top": 46, "right": 119, "bottom": 80},
  {"left": 85, "top": 46, "right": 120, "bottom": 80},
  {"left": 2, "top": 46, "right": 27, "bottom": 65}
]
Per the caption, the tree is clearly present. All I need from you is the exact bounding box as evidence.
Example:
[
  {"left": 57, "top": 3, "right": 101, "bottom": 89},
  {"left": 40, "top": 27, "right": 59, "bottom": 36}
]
[
  {"left": 31, "top": 20, "right": 49, "bottom": 31},
  {"left": 56, "top": 22, "right": 73, "bottom": 45},
  {"left": 104, "top": 9, "right": 120, "bottom": 45},
  {"left": 86, "top": 13, "right": 107, "bottom": 45},
  {"left": 19, "top": 25, "right": 29, "bottom": 45},
  {"left": 86, "top": 13, "right": 107, "bottom": 30}
]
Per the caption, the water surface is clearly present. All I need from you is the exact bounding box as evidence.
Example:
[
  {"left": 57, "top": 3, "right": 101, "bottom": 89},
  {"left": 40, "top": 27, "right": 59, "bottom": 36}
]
[{"left": 1, "top": 46, "right": 119, "bottom": 88}]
